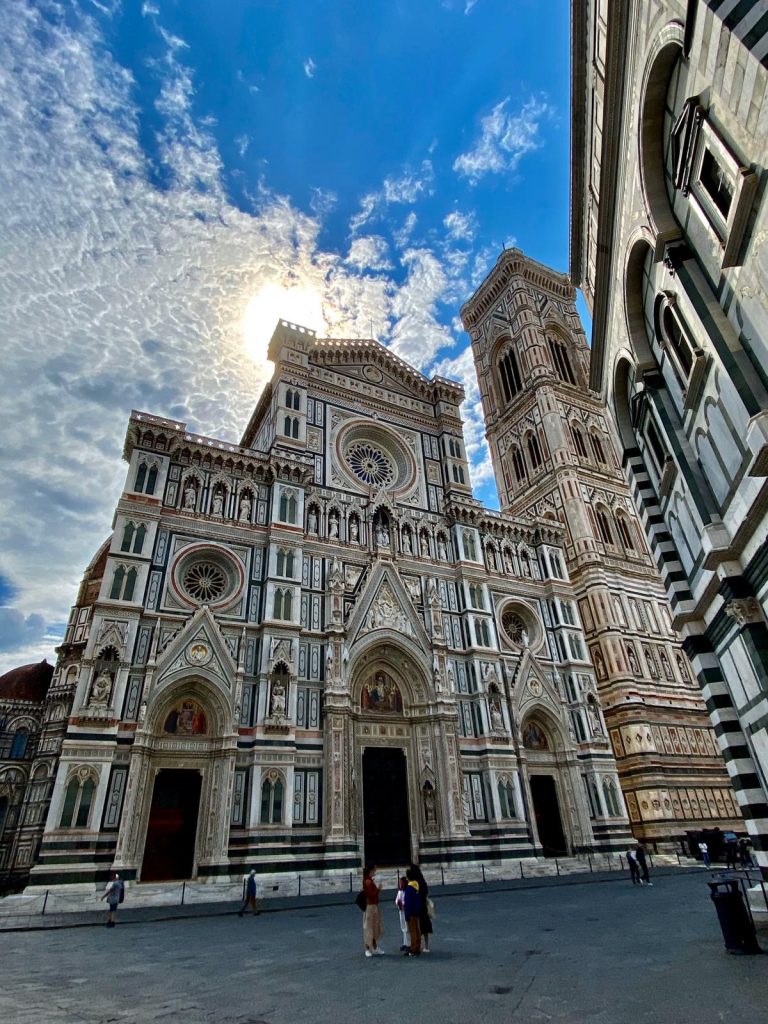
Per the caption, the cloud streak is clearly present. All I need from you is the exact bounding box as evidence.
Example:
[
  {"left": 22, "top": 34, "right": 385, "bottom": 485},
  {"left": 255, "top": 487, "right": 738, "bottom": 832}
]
[{"left": 453, "top": 95, "right": 553, "bottom": 184}]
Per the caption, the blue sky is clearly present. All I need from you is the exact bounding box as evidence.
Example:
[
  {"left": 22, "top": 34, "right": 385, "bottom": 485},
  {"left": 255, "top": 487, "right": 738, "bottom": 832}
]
[{"left": 0, "top": 0, "right": 584, "bottom": 670}]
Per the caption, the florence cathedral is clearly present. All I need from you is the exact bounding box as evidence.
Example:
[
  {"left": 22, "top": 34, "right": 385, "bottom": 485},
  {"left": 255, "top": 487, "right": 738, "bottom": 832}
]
[{"left": 0, "top": 249, "right": 741, "bottom": 892}]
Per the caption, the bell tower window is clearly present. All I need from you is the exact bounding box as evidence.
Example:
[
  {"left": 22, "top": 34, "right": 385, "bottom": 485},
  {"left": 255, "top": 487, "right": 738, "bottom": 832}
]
[
  {"left": 498, "top": 349, "right": 522, "bottom": 401},
  {"left": 548, "top": 337, "right": 576, "bottom": 385}
]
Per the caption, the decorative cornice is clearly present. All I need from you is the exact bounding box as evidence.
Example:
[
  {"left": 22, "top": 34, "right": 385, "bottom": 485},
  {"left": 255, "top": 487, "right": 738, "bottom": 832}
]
[{"left": 460, "top": 248, "right": 574, "bottom": 328}]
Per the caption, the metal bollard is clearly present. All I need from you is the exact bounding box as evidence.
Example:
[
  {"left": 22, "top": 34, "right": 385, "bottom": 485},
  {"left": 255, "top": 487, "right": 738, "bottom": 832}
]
[
  {"left": 42, "top": 890, "right": 49, "bottom": 915},
  {"left": 349, "top": 872, "right": 353, "bottom": 893},
  {"left": 481, "top": 864, "right": 486, "bottom": 883},
  {"left": 520, "top": 861, "right": 524, "bottom": 878},
  {"left": 181, "top": 881, "right": 186, "bottom": 906},
  {"left": 298, "top": 875, "right": 302, "bottom": 896},
  {"left": 555, "top": 858, "right": 560, "bottom": 877},
  {"left": 588, "top": 855, "right": 593, "bottom": 873},
  {"left": 441, "top": 865, "right": 445, "bottom": 885}
]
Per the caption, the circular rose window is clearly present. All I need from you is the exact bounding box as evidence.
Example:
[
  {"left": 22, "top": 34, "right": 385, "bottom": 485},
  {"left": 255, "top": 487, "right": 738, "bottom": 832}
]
[
  {"left": 336, "top": 421, "right": 416, "bottom": 495},
  {"left": 344, "top": 443, "right": 395, "bottom": 487},
  {"left": 183, "top": 562, "right": 227, "bottom": 602},
  {"left": 499, "top": 602, "right": 540, "bottom": 650},
  {"left": 170, "top": 544, "right": 244, "bottom": 610}
]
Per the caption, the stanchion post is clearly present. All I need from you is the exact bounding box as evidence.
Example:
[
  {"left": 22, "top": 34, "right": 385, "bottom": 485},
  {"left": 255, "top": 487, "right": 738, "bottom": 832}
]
[
  {"left": 555, "top": 858, "right": 560, "bottom": 877},
  {"left": 440, "top": 865, "right": 445, "bottom": 885},
  {"left": 481, "top": 864, "right": 486, "bottom": 884},
  {"left": 520, "top": 861, "right": 524, "bottom": 878},
  {"left": 181, "top": 881, "right": 186, "bottom": 906},
  {"left": 42, "top": 890, "right": 49, "bottom": 915},
  {"left": 588, "top": 855, "right": 592, "bottom": 873},
  {"left": 349, "top": 872, "right": 352, "bottom": 893},
  {"left": 298, "top": 875, "right": 302, "bottom": 897}
]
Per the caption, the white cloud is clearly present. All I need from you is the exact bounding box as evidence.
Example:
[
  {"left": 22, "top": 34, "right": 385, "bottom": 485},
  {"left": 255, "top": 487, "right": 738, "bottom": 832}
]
[
  {"left": 453, "top": 96, "right": 552, "bottom": 184},
  {"left": 237, "top": 70, "right": 260, "bottom": 95},
  {"left": 349, "top": 160, "right": 434, "bottom": 233},
  {"left": 303, "top": 57, "right": 316, "bottom": 78},
  {"left": 1, "top": 1, "right": 495, "bottom": 650},
  {"left": 0, "top": 608, "right": 47, "bottom": 652},
  {"left": 464, "top": 0, "right": 480, "bottom": 13},
  {"left": 235, "top": 134, "right": 250, "bottom": 157},
  {"left": 443, "top": 209, "right": 476, "bottom": 242},
  {"left": 346, "top": 235, "right": 392, "bottom": 272},
  {"left": 393, "top": 211, "right": 418, "bottom": 249}
]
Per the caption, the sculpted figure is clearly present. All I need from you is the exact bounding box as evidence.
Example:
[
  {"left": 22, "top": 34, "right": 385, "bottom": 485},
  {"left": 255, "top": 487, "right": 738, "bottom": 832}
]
[
  {"left": 271, "top": 680, "right": 286, "bottom": 717},
  {"left": 238, "top": 495, "right": 251, "bottom": 522},
  {"left": 90, "top": 672, "right": 112, "bottom": 705},
  {"left": 402, "top": 530, "right": 412, "bottom": 555},
  {"left": 183, "top": 484, "right": 196, "bottom": 510},
  {"left": 349, "top": 517, "right": 359, "bottom": 543},
  {"left": 307, "top": 508, "right": 318, "bottom": 534},
  {"left": 212, "top": 492, "right": 224, "bottom": 516},
  {"left": 329, "top": 513, "right": 339, "bottom": 539}
]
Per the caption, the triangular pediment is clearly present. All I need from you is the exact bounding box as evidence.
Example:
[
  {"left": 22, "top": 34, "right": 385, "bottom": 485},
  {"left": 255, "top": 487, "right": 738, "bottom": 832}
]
[
  {"left": 346, "top": 562, "right": 431, "bottom": 651},
  {"left": 153, "top": 605, "right": 238, "bottom": 693},
  {"left": 510, "top": 650, "right": 563, "bottom": 722}
]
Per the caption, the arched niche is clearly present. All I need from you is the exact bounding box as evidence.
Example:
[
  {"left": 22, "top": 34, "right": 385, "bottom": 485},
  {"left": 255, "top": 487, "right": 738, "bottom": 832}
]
[
  {"left": 638, "top": 24, "right": 685, "bottom": 248},
  {"left": 348, "top": 638, "right": 429, "bottom": 707},
  {"left": 146, "top": 677, "right": 230, "bottom": 739}
]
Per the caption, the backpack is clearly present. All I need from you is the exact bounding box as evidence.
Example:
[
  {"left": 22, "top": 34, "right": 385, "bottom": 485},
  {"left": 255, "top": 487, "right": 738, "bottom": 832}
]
[
  {"left": 354, "top": 890, "right": 367, "bottom": 912},
  {"left": 118, "top": 881, "right": 125, "bottom": 904}
]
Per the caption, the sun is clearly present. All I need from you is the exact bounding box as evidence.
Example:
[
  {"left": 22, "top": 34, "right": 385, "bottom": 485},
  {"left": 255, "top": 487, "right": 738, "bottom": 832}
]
[{"left": 243, "top": 284, "right": 326, "bottom": 367}]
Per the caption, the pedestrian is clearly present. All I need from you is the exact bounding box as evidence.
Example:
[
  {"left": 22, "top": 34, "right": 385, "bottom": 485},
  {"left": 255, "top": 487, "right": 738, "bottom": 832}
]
[
  {"left": 403, "top": 868, "right": 422, "bottom": 957},
  {"left": 698, "top": 841, "right": 710, "bottom": 867},
  {"left": 626, "top": 848, "right": 642, "bottom": 885},
  {"left": 362, "top": 865, "right": 384, "bottom": 957},
  {"left": 395, "top": 877, "right": 409, "bottom": 951},
  {"left": 101, "top": 872, "right": 124, "bottom": 927},
  {"left": 738, "top": 838, "right": 753, "bottom": 868},
  {"left": 725, "top": 840, "right": 738, "bottom": 870},
  {"left": 238, "top": 869, "right": 259, "bottom": 916},
  {"left": 636, "top": 844, "right": 652, "bottom": 885},
  {"left": 408, "top": 862, "right": 433, "bottom": 952}
]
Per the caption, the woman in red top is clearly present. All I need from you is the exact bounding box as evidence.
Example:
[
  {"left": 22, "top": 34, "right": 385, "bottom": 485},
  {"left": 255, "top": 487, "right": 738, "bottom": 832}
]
[{"left": 362, "top": 865, "right": 384, "bottom": 957}]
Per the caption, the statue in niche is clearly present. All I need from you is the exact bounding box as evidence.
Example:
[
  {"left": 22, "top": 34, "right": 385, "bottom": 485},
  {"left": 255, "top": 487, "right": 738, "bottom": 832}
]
[
  {"left": 270, "top": 679, "right": 287, "bottom": 717},
  {"left": 402, "top": 530, "right": 412, "bottom": 555},
  {"left": 325, "top": 645, "right": 334, "bottom": 676},
  {"left": 423, "top": 782, "right": 437, "bottom": 824},
  {"left": 437, "top": 536, "right": 448, "bottom": 561},
  {"left": 212, "top": 492, "right": 224, "bottom": 516},
  {"left": 432, "top": 653, "right": 443, "bottom": 691},
  {"left": 491, "top": 701, "right": 504, "bottom": 731},
  {"left": 90, "top": 672, "right": 112, "bottom": 705},
  {"left": 328, "top": 513, "right": 339, "bottom": 539},
  {"left": 307, "top": 508, "right": 318, "bottom": 534},
  {"left": 238, "top": 495, "right": 251, "bottom": 522},
  {"left": 503, "top": 549, "right": 514, "bottom": 574},
  {"left": 626, "top": 644, "right": 640, "bottom": 676},
  {"left": 420, "top": 534, "right": 429, "bottom": 557},
  {"left": 587, "top": 695, "right": 604, "bottom": 736},
  {"left": 377, "top": 520, "right": 390, "bottom": 547},
  {"left": 349, "top": 517, "right": 359, "bottom": 543},
  {"left": 183, "top": 483, "right": 197, "bottom": 510},
  {"left": 487, "top": 546, "right": 497, "bottom": 570}
]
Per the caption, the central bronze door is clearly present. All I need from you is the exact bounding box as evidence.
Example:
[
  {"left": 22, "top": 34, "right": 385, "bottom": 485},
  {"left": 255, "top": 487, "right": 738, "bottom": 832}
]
[
  {"left": 142, "top": 768, "right": 202, "bottom": 881},
  {"left": 362, "top": 747, "right": 411, "bottom": 867}
]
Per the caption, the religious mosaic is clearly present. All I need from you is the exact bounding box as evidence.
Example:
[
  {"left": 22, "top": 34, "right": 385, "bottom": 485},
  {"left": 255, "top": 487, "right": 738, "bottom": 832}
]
[
  {"left": 163, "top": 699, "right": 207, "bottom": 735},
  {"left": 361, "top": 671, "right": 403, "bottom": 713}
]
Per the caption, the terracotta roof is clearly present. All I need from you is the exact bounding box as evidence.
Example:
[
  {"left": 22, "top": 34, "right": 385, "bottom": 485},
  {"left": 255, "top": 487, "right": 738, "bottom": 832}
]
[{"left": 0, "top": 660, "right": 54, "bottom": 704}]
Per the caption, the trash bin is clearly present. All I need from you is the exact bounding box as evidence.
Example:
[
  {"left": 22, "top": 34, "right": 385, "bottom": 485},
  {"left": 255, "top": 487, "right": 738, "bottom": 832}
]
[{"left": 708, "top": 879, "right": 762, "bottom": 955}]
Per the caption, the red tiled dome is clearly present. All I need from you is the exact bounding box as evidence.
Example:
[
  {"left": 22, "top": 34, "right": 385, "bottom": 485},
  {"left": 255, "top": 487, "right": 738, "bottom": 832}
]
[{"left": 0, "top": 660, "right": 54, "bottom": 704}]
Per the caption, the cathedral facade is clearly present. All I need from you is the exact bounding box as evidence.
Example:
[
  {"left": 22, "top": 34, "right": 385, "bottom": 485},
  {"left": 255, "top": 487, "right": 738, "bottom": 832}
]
[
  {"left": 29, "top": 315, "right": 643, "bottom": 889},
  {"left": 571, "top": 0, "right": 768, "bottom": 872}
]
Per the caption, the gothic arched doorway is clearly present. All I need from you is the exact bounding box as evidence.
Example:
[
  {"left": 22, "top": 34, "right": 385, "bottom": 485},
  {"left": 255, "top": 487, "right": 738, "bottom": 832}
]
[
  {"left": 142, "top": 768, "right": 202, "bottom": 881},
  {"left": 522, "top": 715, "right": 568, "bottom": 857},
  {"left": 362, "top": 746, "right": 411, "bottom": 866}
]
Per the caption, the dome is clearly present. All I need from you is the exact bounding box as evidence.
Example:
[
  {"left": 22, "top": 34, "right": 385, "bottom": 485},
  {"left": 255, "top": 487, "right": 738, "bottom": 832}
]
[{"left": 0, "top": 660, "right": 54, "bottom": 704}]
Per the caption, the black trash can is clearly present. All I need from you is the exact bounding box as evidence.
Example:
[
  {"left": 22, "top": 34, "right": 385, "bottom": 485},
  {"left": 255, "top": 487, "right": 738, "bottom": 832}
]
[{"left": 708, "top": 879, "right": 762, "bottom": 955}]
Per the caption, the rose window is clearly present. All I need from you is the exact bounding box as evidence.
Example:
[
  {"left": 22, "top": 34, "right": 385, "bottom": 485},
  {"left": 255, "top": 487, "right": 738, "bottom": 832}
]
[
  {"left": 344, "top": 443, "right": 395, "bottom": 487},
  {"left": 501, "top": 608, "right": 533, "bottom": 647},
  {"left": 182, "top": 562, "right": 227, "bottom": 602}
]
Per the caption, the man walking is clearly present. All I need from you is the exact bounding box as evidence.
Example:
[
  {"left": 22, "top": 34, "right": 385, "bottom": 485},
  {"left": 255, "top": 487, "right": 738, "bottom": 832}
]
[
  {"left": 698, "top": 840, "right": 710, "bottom": 867},
  {"left": 238, "top": 869, "right": 259, "bottom": 917},
  {"left": 636, "top": 844, "right": 652, "bottom": 885},
  {"left": 626, "top": 848, "right": 642, "bottom": 885},
  {"left": 101, "top": 873, "right": 124, "bottom": 928}
]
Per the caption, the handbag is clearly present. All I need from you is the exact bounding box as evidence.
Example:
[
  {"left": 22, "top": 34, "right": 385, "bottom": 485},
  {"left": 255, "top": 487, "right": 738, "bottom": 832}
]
[{"left": 354, "top": 890, "right": 367, "bottom": 912}]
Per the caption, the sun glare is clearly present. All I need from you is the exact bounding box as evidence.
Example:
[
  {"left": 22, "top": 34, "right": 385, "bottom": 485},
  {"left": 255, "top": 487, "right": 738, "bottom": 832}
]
[{"left": 243, "top": 284, "right": 326, "bottom": 367}]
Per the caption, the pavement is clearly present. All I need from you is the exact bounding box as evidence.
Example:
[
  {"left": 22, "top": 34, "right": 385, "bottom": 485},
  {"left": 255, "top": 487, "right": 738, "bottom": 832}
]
[{"left": 1, "top": 869, "right": 767, "bottom": 1024}]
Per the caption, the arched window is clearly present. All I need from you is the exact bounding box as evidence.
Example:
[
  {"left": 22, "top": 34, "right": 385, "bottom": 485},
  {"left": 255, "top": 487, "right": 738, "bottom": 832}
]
[
  {"left": 548, "top": 336, "right": 576, "bottom": 384},
  {"left": 279, "top": 491, "right": 297, "bottom": 523},
  {"left": 135, "top": 462, "right": 158, "bottom": 495},
  {"left": 615, "top": 513, "right": 635, "bottom": 551},
  {"left": 60, "top": 774, "right": 96, "bottom": 829},
  {"left": 595, "top": 507, "right": 613, "bottom": 545},
  {"left": 120, "top": 523, "right": 135, "bottom": 552},
  {"left": 120, "top": 522, "right": 147, "bottom": 554},
  {"left": 512, "top": 447, "right": 527, "bottom": 483},
  {"left": 276, "top": 549, "right": 294, "bottom": 577},
  {"left": 498, "top": 349, "right": 522, "bottom": 401},
  {"left": 285, "top": 388, "right": 300, "bottom": 411},
  {"left": 134, "top": 463, "right": 147, "bottom": 492},
  {"left": 469, "top": 583, "right": 484, "bottom": 608},
  {"left": 273, "top": 588, "right": 293, "bottom": 620},
  {"left": 109, "top": 566, "right": 125, "bottom": 600},
  {"left": 602, "top": 778, "right": 621, "bottom": 816},
  {"left": 260, "top": 772, "right": 284, "bottom": 824},
  {"left": 585, "top": 777, "right": 601, "bottom": 818},
  {"left": 497, "top": 778, "right": 516, "bottom": 818},
  {"left": 452, "top": 465, "right": 466, "bottom": 484},
  {"left": 145, "top": 466, "right": 158, "bottom": 495},
  {"left": 10, "top": 729, "right": 29, "bottom": 759},
  {"left": 527, "top": 433, "right": 542, "bottom": 470},
  {"left": 123, "top": 568, "right": 137, "bottom": 601},
  {"left": 133, "top": 524, "right": 147, "bottom": 554},
  {"left": 475, "top": 618, "right": 491, "bottom": 646},
  {"left": 572, "top": 425, "right": 588, "bottom": 458},
  {"left": 591, "top": 433, "right": 607, "bottom": 464}
]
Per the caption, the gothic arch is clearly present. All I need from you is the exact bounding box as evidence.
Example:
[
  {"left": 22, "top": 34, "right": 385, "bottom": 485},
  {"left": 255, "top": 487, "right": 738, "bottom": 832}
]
[
  {"left": 638, "top": 23, "right": 686, "bottom": 244},
  {"left": 347, "top": 638, "right": 430, "bottom": 706},
  {"left": 147, "top": 676, "right": 231, "bottom": 737}
]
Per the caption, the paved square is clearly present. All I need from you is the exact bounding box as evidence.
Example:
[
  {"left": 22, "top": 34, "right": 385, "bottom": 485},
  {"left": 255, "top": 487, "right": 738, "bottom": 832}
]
[{"left": 2, "top": 873, "right": 766, "bottom": 1024}]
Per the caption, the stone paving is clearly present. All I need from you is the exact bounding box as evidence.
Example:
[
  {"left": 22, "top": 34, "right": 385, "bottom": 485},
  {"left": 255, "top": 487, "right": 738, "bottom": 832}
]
[{"left": 1, "top": 870, "right": 766, "bottom": 1024}]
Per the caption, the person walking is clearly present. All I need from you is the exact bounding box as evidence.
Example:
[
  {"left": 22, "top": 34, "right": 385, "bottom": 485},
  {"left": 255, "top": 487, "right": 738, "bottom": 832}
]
[
  {"left": 635, "top": 844, "right": 652, "bottom": 885},
  {"left": 362, "top": 865, "right": 384, "bottom": 957},
  {"left": 699, "top": 841, "right": 710, "bottom": 867},
  {"left": 101, "top": 873, "right": 124, "bottom": 927},
  {"left": 403, "top": 868, "right": 422, "bottom": 957},
  {"left": 725, "top": 839, "right": 739, "bottom": 870},
  {"left": 626, "top": 848, "right": 642, "bottom": 885},
  {"left": 238, "top": 869, "right": 259, "bottom": 916},
  {"left": 395, "top": 877, "right": 409, "bottom": 951},
  {"left": 408, "top": 862, "right": 433, "bottom": 952},
  {"left": 738, "top": 838, "right": 754, "bottom": 868}
]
